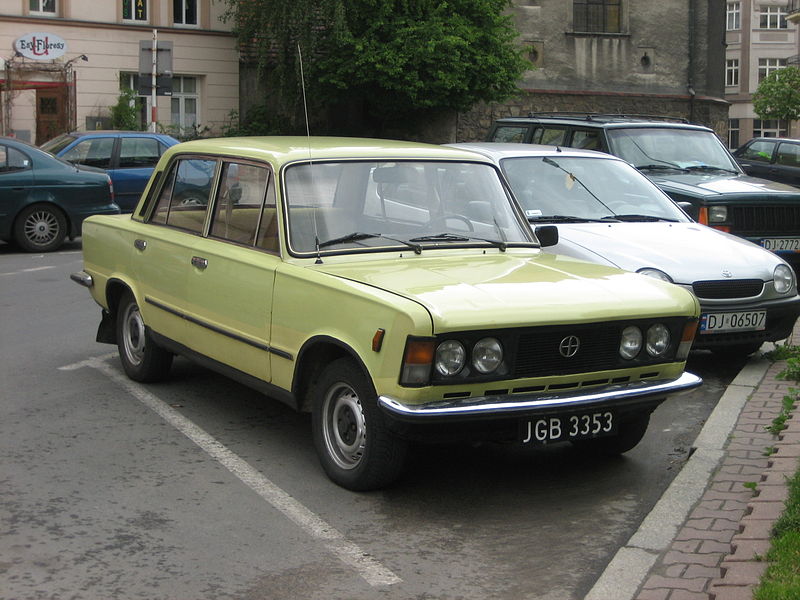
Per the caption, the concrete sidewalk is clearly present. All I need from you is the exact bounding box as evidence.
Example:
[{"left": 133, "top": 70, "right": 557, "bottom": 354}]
[{"left": 586, "top": 326, "right": 800, "bottom": 600}]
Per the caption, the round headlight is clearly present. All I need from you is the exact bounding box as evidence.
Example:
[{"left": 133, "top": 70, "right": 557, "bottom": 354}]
[
  {"left": 774, "top": 264, "right": 795, "bottom": 294},
  {"left": 620, "top": 326, "right": 643, "bottom": 359},
  {"left": 435, "top": 340, "right": 466, "bottom": 376},
  {"left": 637, "top": 268, "right": 673, "bottom": 283},
  {"left": 646, "top": 323, "right": 671, "bottom": 357},
  {"left": 472, "top": 338, "right": 503, "bottom": 374}
]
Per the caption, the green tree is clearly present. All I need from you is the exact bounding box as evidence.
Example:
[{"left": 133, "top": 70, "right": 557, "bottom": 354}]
[
  {"left": 223, "top": 0, "right": 528, "bottom": 135},
  {"left": 110, "top": 87, "right": 143, "bottom": 131},
  {"left": 752, "top": 66, "right": 800, "bottom": 122}
]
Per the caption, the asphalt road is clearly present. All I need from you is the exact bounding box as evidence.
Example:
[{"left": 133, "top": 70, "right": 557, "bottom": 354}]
[{"left": 0, "top": 241, "right": 744, "bottom": 600}]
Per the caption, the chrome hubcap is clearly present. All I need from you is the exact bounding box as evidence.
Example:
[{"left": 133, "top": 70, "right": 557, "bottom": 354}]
[
  {"left": 322, "top": 383, "right": 366, "bottom": 470},
  {"left": 122, "top": 302, "right": 146, "bottom": 366},
  {"left": 24, "top": 210, "right": 59, "bottom": 245}
]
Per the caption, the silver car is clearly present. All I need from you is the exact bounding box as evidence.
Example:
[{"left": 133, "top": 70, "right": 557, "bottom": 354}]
[{"left": 451, "top": 143, "right": 800, "bottom": 357}]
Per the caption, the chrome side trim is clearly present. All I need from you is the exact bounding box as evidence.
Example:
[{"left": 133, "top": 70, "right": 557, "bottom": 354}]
[
  {"left": 378, "top": 372, "right": 702, "bottom": 420},
  {"left": 70, "top": 270, "right": 93, "bottom": 288}
]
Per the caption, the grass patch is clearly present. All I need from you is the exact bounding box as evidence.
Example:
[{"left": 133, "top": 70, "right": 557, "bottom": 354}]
[
  {"left": 753, "top": 344, "right": 800, "bottom": 600},
  {"left": 754, "top": 468, "right": 800, "bottom": 600}
]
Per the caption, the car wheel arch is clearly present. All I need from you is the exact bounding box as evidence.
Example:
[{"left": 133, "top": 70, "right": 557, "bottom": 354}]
[{"left": 293, "top": 336, "right": 373, "bottom": 413}]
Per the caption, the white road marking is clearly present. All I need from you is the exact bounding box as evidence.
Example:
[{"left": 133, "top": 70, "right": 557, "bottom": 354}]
[
  {"left": 59, "top": 355, "right": 402, "bottom": 587},
  {"left": 0, "top": 266, "right": 56, "bottom": 276}
]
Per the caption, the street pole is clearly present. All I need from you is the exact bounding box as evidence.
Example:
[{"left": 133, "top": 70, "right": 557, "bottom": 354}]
[{"left": 150, "top": 29, "right": 157, "bottom": 133}]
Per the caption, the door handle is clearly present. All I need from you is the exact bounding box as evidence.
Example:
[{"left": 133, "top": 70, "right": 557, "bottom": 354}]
[
  {"left": 191, "top": 256, "right": 208, "bottom": 269},
  {"left": 134, "top": 239, "right": 147, "bottom": 251}
]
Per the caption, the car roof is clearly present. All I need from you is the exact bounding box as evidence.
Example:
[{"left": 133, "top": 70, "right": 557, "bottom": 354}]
[
  {"left": 448, "top": 142, "right": 621, "bottom": 162},
  {"left": 746, "top": 137, "right": 800, "bottom": 143},
  {"left": 65, "top": 130, "right": 178, "bottom": 140},
  {"left": 166, "top": 136, "right": 494, "bottom": 165},
  {"left": 493, "top": 113, "right": 713, "bottom": 132}
]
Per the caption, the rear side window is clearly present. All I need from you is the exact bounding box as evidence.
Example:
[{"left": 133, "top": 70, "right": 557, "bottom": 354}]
[
  {"left": 61, "top": 137, "right": 114, "bottom": 169},
  {"left": 776, "top": 142, "right": 800, "bottom": 167},
  {"left": 119, "top": 138, "right": 163, "bottom": 168},
  {"left": 531, "top": 127, "right": 568, "bottom": 146},
  {"left": 740, "top": 140, "right": 776, "bottom": 163},
  {"left": 489, "top": 126, "right": 528, "bottom": 143},
  {"left": 0, "top": 146, "right": 31, "bottom": 172},
  {"left": 570, "top": 130, "right": 602, "bottom": 150}
]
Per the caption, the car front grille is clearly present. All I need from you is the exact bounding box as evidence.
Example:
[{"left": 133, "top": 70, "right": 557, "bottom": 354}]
[
  {"left": 729, "top": 205, "right": 800, "bottom": 236},
  {"left": 692, "top": 279, "right": 764, "bottom": 299},
  {"left": 515, "top": 325, "right": 625, "bottom": 377}
]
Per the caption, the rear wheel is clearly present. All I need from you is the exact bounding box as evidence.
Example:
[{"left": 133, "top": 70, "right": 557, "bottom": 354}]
[
  {"left": 14, "top": 204, "right": 67, "bottom": 252},
  {"left": 116, "top": 291, "right": 173, "bottom": 382},
  {"left": 571, "top": 413, "right": 650, "bottom": 455},
  {"left": 312, "top": 358, "right": 407, "bottom": 491}
]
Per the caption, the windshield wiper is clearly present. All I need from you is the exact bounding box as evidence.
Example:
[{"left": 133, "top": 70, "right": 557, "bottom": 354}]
[
  {"left": 609, "top": 214, "right": 679, "bottom": 222},
  {"left": 684, "top": 165, "right": 740, "bottom": 174},
  {"left": 528, "top": 214, "right": 616, "bottom": 223},
  {"left": 318, "top": 232, "right": 422, "bottom": 254},
  {"left": 409, "top": 232, "right": 508, "bottom": 251},
  {"left": 636, "top": 163, "right": 687, "bottom": 171}
]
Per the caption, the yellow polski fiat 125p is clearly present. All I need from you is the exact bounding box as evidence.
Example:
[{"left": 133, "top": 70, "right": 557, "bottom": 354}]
[{"left": 72, "top": 137, "right": 702, "bottom": 490}]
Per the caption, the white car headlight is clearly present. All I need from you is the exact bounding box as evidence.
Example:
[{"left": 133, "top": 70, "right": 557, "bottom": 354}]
[
  {"left": 472, "top": 338, "right": 503, "bottom": 374},
  {"left": 774, "top": 264, "right": 796, "bottom": 294},
  {"left": 620, "top": 326, "right": 643, "bottom": 359},
  {"left": 637, "top": 268, "right": 673, "bottom": 283},
  {"left": 646, "top": 324, "right": 671, "bottom": 357},
  {"left": 435, "top": 340, "right": 466, "bottom": 376}
]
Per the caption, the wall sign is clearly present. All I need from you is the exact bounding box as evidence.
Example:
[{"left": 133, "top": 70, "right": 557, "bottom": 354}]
[{"left": 14, "top": 33, "right": 68, "bottom": 60}]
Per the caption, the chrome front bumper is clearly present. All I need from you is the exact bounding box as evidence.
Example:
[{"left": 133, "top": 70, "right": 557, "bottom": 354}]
[
  {"left": 378, "top": 371, "right": 702, "bottom": 422},
  {"left": 70, "top": 270, "right": 93, "bottom": 288}
]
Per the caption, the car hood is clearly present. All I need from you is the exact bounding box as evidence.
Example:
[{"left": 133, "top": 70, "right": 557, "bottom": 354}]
[
  {"left": 648, "top": 171, "right": 800, "bottom": 200},
  {"left": 550, "top": 222, "right": 779, "bottom": 284},
  {"left": 311, "top": 251, "right": 698, "bottom": 331}
]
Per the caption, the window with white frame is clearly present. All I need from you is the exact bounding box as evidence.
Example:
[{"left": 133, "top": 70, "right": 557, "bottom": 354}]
[
  {"left": 728, "top": 119, "right": 740, "bottom": 149},
  {"left": 758, "top": 58, "right": 787, "bottom": 82},
  {"left": 726, "top": 2, "right": 740, "bottom": 30},
  {"left": 120, "top": 73, "right": 150, "bottom": 130},
  {"left": 754, "top": 119, "right": 788, "bottom": 138},
  {"left": 760, "top": 5, "right": 788, "bottom": 29},
  {"left": 726, "top": 58, "right": 739, "bottom": 86},
  {"left": 171, "top": 76, "right": 199, "bottom": 135},
  {"left": 123, "top": 0, "right": 148, "bottom": 22},
  {"left": 29, "top": 0, "right": 56, "bottom": 14},
  {"left": 173, "top": 0, "right": 198, "bottom": 26}
]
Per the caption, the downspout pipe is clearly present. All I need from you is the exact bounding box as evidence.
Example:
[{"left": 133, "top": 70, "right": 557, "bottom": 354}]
[{"left": 688, "top": 0, "right": 696, "bottom": 122}]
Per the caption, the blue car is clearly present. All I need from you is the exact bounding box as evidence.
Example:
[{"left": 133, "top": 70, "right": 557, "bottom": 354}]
[
  {"left": 0, "top": 136, "right": 118, "bottom": 252},
  {"left": 41, "top": 131, "right": 179, "bottom": 212}
]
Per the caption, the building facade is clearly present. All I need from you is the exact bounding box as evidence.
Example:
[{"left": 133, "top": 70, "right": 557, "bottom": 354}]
[
  {"left": 726, "top": 1, "right": 800, "bottom": 148},
  {"left": 0, "top": 0, "right": 238, "bottom": 144},
  {"left": 457, "top": 0, "right": 728, "bottom": 142}
]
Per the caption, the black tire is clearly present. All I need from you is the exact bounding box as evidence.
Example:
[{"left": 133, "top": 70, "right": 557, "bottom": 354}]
[
  {"left": 711, "top": 342, "right": 763, "bottom": 358},
  {"left": 116, "top": 291, "right": 173, "bottom": 382},
  {"left": 572, "top": 413, "right": 650, "bottom": 456},
  {"left": 311, "top": 358, "right": 408, "bottom": 491},
  {"left": 14, "top": 204, "right": 67, "bottom": 252}
]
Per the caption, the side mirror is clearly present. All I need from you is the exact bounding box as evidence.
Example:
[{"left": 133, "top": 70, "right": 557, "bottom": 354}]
[{"left": 535, "top": 225, "right": 559, "bottom": 248}]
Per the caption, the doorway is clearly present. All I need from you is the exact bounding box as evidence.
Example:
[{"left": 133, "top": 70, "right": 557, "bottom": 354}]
[{"left": 36, "top": 87, "right": 68, "bottom": 145}]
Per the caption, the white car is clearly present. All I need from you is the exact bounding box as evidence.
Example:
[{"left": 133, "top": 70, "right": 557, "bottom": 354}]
[{"left": 451, "top": 143, "right": 800, "bottom": 357}]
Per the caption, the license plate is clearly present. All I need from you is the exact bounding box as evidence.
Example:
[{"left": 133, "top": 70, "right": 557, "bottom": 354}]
[
  {"left": 520, "top": 410, "right": 616, "bottom": 445},
  {"left": 699, "top": 310, "right": 766, "bottom": 334},
  {"left": 761, "top": 238, "right": 800, "bottom": 252}
]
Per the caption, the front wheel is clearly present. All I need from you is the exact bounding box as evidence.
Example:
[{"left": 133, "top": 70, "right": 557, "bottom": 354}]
[
  {"left": 571, "top": 413, "right": 650, "bottom": 455},
  {"left": 312, "top": 358, "right": 407, "bottom": 491},
  {"left": 116, "top": 291, "right": 173, "bottom": 382},
  {"left": 14, "top": 204, "right": 67, "bottom": 252}
]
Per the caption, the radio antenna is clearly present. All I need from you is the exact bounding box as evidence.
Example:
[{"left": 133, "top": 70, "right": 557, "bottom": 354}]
[{"left": 297, "top": 44, "right": 322, "bottom": 263}]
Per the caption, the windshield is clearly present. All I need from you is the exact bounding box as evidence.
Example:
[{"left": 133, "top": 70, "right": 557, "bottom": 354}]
[
  {"left": 283, "top": 160, "right": 533, "bottom": 254},
  {"left": 500, "top": 156, "right": 689, "bottom": 222},
  {"left": 607, "top": 127, "right": 740, "bottom": 172}
]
